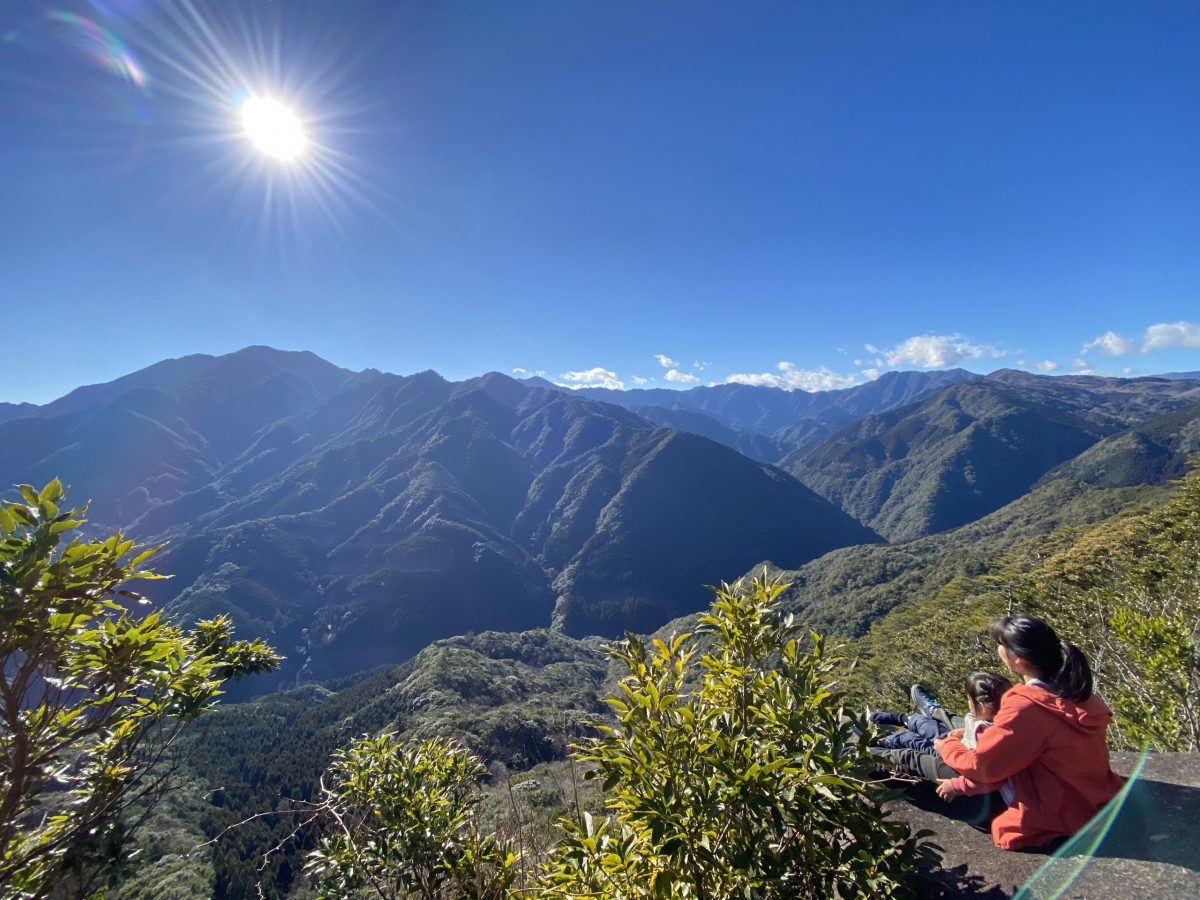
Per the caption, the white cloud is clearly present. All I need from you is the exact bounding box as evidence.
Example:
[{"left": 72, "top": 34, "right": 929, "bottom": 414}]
[
  {"left": 1078, "top": 321, "right": 1200, "bottom": 357},
  {"left": 511, "top": 367, "right": 528, "bottom": 376},
  {"left": 1070, "top": 358, "right": 1095, "bottom": 374},
  {"left": 860, "top": 368, "right": 881, "bottom": 381},
  {"left": 726, "top": 362, "right": 863, "bottom": 392},
  {"left": 868, "top": 333, "right": 1006, "bottom": 369},
  {"left": 630, "top": 375, "right": 652, "bottom": 386},
  {"left": 511, "top": 367, "right": 545, "bottom": 377},
  {"left": 557, "top": 368, "right": 624, "bottom": 390},
  {"left": 692, "top": 360, "right": 711, "bottom": 371},
  {"left": 1081, "top": 331, "right": 1134, "bottom": 357},
  {"left": 665, "top": 369, "right": 700, "bottom": 385},
  {"left": 655, "top": 354, "right": 679, "bottom": 368},
  {"left": 1142, "top": 321, "right": 1200, "bottom": 351},
  {"left": 1014, "top": 358, "right": 1056, "bottom": 373}
]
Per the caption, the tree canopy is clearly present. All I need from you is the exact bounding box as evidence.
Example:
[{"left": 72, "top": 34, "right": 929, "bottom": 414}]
[
  {"left": 539, "top": 576, "right": 937, "bottom": 898},
  {"left": 0, "top": 480, "right": 280, "bottom": 898}
]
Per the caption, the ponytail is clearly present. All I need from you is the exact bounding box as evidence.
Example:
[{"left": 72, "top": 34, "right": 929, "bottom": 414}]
[
  {"left": 989, "top": 615, "right": 1094, "bottom": 702},
  {"left": 1055, "top": 641, "right": 1093, "bottom": 703}
]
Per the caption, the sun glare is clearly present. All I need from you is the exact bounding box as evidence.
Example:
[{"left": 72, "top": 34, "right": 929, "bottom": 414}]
[
  {"left": 239, "top": 95, "right": 306, "bottom": 161},
  {"left": 72, "top": 0, "right": 376, "bottom": 245}
]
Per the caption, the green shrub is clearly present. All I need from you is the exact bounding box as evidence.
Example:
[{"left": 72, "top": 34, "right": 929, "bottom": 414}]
[
  {"left": 538, "top": 575, "right": 938, "bottom": 899},
  {"left": 305, "top": 735, "right": 515, "bottom": 899},
  {"left": 0, "top": 480, "right": 280, "bottom": 899}
]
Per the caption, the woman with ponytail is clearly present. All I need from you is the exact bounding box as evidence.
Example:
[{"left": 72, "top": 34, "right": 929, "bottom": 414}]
[{"left": 934, "top": 615, "right": 1125, "bottom": 850}]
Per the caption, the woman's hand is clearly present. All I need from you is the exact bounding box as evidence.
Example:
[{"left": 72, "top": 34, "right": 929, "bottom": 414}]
[{"left": 936, "top": 779, "right": 959, "bottom": 802}]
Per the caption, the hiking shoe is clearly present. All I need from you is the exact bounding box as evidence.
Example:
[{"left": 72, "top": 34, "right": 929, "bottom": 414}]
[{"left": 910, "top": 684, "right": 940, "bottom": 717}]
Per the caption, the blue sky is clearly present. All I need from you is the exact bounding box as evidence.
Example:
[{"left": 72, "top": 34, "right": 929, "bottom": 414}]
[{"left": 2, "top": 0, "right": 1198, "bottom": 403}]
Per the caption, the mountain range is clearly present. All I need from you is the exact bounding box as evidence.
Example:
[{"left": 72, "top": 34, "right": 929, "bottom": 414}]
[
  {"left": 780, "top": 374, "right": 1200, "bottom": 541},
  {"left": 3, "top": 347, "right": 1198, "bottom": 690},
  {"left": 542, "top": 367, "right": 977, "bottom": 440},
  {"left": 0, "top": 348, "right": 874, "bottom": 687}
]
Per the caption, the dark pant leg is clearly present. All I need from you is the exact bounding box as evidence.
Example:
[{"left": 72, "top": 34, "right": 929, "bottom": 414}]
[
  {"left": 870, "top": 745, "right": 1003, "bottom": 831},
  {"left": 869, "top": 710, "right": 907, "bottom": 729},
  {"left": 916, "top": 710, "right": 964, "bottom": 734},
  {"left": 924, "top": 707, "right": 964, "bottom": 734},
  {"left": 905, "top": 713, "right": 948, "bottom": 742},
  {"left": 870, "top": 746, "right": 958, "bottom": 782}
]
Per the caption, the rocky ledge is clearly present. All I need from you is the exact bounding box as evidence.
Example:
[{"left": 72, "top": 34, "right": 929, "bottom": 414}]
[{"left": 889, "top": 752, "right": 1200, "bottom": 898}]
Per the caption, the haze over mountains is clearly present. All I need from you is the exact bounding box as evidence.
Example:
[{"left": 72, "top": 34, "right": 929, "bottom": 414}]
[
  {"left": 3, "top": 346, "right": 1198, "bottom": 691},
  {"left": 555, "top": 368, "right": 977, "bottom": 442}
]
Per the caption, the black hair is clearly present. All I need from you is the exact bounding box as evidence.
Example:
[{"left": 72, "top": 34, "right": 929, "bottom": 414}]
[
  {"left": 989, "top": 615, "right": 1093, "bottom": 702},
  {"left": 964, "top": 671, "right": 1013, "bottom": 714}
]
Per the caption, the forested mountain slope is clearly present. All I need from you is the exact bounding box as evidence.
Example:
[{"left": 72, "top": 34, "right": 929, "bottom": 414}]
[
  {"left": 655, "top": 477, "right": 1167, "bottom": 645},
  {"left": 0, "top": 348, "right": 354, "bottom": 528},
  {"left": 1038, "top": 400, "right": 1200, "bottom": 488},
  {"left": 625, "top": 404, "right": 793, "bottom": 462},
  {"left": 782, "top": 375, "right": 1200, "bottom": 541},
  {"left": 124, "top": 628, "right": 612, "bottom": 899},
  {"left": 0, "top": 348, "right": 875, "bottom": 690},
  {"left": 985, "top": 369, "right": 1200, "bottom": 427}
]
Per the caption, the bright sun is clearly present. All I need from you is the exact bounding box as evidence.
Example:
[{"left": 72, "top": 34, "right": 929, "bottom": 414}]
[{"left": 240, "top": 95, "right": 306, "bottom": 161}]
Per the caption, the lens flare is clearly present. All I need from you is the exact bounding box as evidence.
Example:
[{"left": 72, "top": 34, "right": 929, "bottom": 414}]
[
  {"left": 48, "top": 11, "right": 148, "bottom": 92},
  {"left": 11, "top": 0, "right": 382, "bottom": 250},
  {"left": 238, "top": 94, "right": 306, "bottom": 161}
]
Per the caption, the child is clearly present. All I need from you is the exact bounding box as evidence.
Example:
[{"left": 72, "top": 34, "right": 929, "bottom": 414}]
[
  {"left": 870, "top": 672, "right": 1013, "bottom": 784},
  {"left": 957, "top": 671, "right": 1015, "bottom": 749}
]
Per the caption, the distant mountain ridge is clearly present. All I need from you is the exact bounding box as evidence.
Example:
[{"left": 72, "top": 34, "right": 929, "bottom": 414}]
[
  {"left": 0, "top": 347, "right": 355, "bottom": 528},
  {"left": 0, "top": 347, "right": 877, "bottom": 690},
  {"left": 782, "top": 373, "right": 1200, "bottom": 541},
  {"left": 7, "top": 348, "right": 1200, "bottom": 690},
  {"left": 532, "top": 368, "right": 978, "bottom": 436}
]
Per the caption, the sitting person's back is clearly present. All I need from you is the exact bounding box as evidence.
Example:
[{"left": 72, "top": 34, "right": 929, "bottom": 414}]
[{"left": 935, "top": 616, "right": 1125, "bottom": 851}]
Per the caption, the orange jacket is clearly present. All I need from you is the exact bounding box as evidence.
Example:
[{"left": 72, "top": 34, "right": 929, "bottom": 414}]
[{"left": 938, "top": 682, "right": 1125, "bottom": 850}]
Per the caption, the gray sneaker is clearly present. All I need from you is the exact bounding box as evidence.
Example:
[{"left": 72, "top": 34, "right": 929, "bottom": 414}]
[{"left": 910, "top": 684, "right": 940, "bottom": 717}]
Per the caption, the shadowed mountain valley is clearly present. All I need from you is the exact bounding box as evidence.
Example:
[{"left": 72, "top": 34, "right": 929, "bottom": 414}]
[
  {"left": 4, "top": 349, "right": 1199, "bottom": 695},
  {"left": 0, "top": 348, "right": 877, "bottom": 689}
]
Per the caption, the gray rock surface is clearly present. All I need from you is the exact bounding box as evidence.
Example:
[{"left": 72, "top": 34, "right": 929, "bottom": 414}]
[{"left": 888, "top": 752, "right": 1200, "bottom": 898}]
